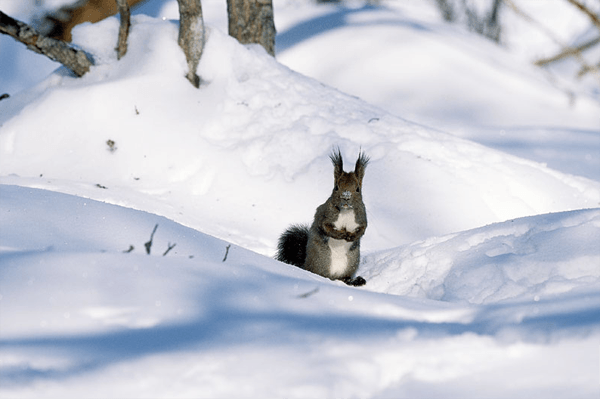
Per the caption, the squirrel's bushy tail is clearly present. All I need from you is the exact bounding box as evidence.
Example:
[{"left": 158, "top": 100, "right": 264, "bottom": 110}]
[{"left": 276, "top": 224, "right": 309, "bottom": 267}]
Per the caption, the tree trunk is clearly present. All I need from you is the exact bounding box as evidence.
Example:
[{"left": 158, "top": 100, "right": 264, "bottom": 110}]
[
  {"left": 177, "top": 0, "right": 205, "bottom": 88},
  {"left": 227, "top": 0, "right": 276, "bottom": 56},
  {"left": 0, "top": 11, "right": 93, "bottom": 77},
  {"left": 115, "top": 0, "right": 131, "bottom": 59}
]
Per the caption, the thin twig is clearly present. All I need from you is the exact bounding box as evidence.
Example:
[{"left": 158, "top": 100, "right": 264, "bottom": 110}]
[
  {"left": 163, "top": 243, "right": 177, "bottom": 256},
  {"left": 535, "top": 36, "right": 600, "bottom": 66},
  {"left": 297, "top": 287, "right": 319, "bottom": 299},
  {"left": 222, "top": 244, "right": 231, "bottom": 262},
  {"left": 503, "top": 0, "right": 600, "bottom": 81},
  {"left": 145, "top": 224, "right": 159, "bottom": 255}
]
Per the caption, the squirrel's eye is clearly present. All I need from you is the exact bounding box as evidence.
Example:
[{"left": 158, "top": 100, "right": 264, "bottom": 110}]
[
  {"left": 334, "top": 185, "right": 339, "bottom": 191},
  {"left": 356, "top": 187, "right": 360, "bottom": 192}
]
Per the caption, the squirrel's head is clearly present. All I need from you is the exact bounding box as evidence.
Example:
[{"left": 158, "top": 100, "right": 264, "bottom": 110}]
[{"left": 330, "top": 148, "right": 369, "bottom": 210}]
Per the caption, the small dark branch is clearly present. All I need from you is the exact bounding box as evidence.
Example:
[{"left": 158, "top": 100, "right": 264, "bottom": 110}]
[
  {"left": 0, "top": 11, "right": 93, "bottom": 77},
  {"left": 176, "top": 0, "right": 205, "bottom": 87},
  {"left": 163, "top": 242, "right": 177, "bottom": 256},
  {"left": 222, "top": 244, "right": 231, "bottom": 262},
  {"left": 95, "top": 183, "right": 108, "bottom": 189},
  {"left": 115, "top": 0, "right": 131, "bottom": 60},
  {"left": 0, "top": 94, "right": 9, "bottom": 101},
  {"left": 297, "top": 287, "right": 319, "bottom": 299},
  {"left": 145, "top": 224, "right": 159, "bottom": 255},
  {"left": 123, "top": 245, "right": 135, "bottom": 253}
]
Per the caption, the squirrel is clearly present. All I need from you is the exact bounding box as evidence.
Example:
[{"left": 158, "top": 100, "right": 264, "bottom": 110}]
[{"left": 276, "top": 148, "right": 369, "bottom": 286}]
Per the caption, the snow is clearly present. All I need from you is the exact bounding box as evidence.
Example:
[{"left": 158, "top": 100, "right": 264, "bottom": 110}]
[
  {"left": 1, "top": 1, "right": 600, "bottom": 398},
  {"left": 275, "top": 0, "right": 600, "bottom": 180}
]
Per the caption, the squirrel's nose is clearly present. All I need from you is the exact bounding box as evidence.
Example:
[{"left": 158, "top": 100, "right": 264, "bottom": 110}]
[{"left": 341, "top": 190, "right": 352, "bottom": 200}]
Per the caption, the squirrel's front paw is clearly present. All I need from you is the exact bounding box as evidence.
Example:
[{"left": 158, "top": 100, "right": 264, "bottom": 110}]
[
  {"left": 344, "top": 232, "right": 356, "bottom": 241},
  {"left": 343, "top": 276, "right": 366, "bottom": 286}
]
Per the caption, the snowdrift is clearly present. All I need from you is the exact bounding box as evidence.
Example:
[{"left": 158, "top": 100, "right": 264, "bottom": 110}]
[
  {"left": 0, "top": 16, "right": 598, "bottom": 255},
  {"left": 364, "top": 208, "right": 600, "bottom": 304},
  {"left": 1, "top": 184, "right": 599, "bottom": 398},
  {"left": 1, "top": 9, "right": 599, "bottom": 399}
]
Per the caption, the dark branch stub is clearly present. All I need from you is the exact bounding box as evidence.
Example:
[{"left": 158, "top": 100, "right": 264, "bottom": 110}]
[
  {"left": 145, "top": 224, "right": 159, "bottom": 255},
  {"left": 163, "top": 243, "right": 177, "bottom": 256},
  {"left": 223, "top": 244, "right": 231, "bottom": 262}
]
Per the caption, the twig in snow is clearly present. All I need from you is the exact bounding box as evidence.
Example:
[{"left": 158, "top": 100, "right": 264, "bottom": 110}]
[
  {"left": 0, "top": 93, "right": 9, "bottom": 101},
  {"left": 106, "top": 139, "right": 117, "bottom": 152},
  {"left": 163, "top": 242, "right": 177, "bottom": 256},
  {"left": 297, "top": 287, "right": 319, "bottom": 299},
  {"left": 123, "top": 245, "right": 135, "bottom": 253},
  {"left": 145, "top": 224, "right": 159, "bottom": 255},
  {"left": 222, "top": 244, "right": 231, "bottom": 262}
]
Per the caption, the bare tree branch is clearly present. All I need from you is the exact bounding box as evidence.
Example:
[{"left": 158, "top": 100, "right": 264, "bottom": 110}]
[
  {"left": 176, "top": 0, "right": 206, "bottom": 88},
  {"left": 0, "top": 11, "right": 93, "bottom": 77},
  {"left": 578, "top": 61, "right": 600, "bottom": 77},
  {"left": 503, "top": 0, "right": 600, "bottom": 81},
  {"left": 565, "top": 0, "right": 600, "bottom": 31},
  {"left": 115, "top": 0, "right": 131, "bottom": 59},
  {"left": 535, "top": 36, "right": 600, "bottom": 66}
]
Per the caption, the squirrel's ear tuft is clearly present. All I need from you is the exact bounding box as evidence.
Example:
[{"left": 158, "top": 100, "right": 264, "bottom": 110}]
[
  {"left": 355, "top": 150, "right": 370, "bottom": 182},
  {"left": 330, "top": 147, "right": 344, "bottom": 178}
]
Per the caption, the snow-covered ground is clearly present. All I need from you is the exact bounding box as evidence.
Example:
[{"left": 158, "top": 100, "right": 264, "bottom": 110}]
[{"left": 1, "top": 0, "right": 599, "bottom": 397}]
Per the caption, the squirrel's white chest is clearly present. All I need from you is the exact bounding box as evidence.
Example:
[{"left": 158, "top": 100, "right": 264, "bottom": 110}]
[
  {"left": 333, "top": 209, "right": 358, "bottom": 231},
  {"left": 328, "top": 238, "right": 352, "bottom": 277},
  {"left": 328, "top": 209, "right": 358, "bottom": 277}
]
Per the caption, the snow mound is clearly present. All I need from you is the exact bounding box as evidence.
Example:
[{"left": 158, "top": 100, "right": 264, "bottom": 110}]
[
  {"left": 0, "top": 16, "right": 598, "bottom": 255},
  {"left": 277, "top": 3, "right": 600, "bottom": 131},
  {"left": 363, "top": 208, "right": 600, "bottom": 304},
  {"left": 1, "top": 184, "right": 600, "bottom": 398}
]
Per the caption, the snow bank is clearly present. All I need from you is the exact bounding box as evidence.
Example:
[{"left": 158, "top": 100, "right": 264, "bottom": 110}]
[
  {"left": 1, "top": 8, "right": 599, "bottom": 398},
  {"left": 1, "top": 185, "right": 599, "bottom": 398},
  {"left": 276, "top": 3, "right": 600, "bottom": 130},
  {"left": 363, "top": 208, "right": 600, "bottom": 304},
  {"left": 1, "top": 16, "right": 598, "bottom": 255},
  {"left": 275, "top": 2, "right": 600, "bottom": 181}
]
